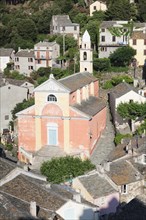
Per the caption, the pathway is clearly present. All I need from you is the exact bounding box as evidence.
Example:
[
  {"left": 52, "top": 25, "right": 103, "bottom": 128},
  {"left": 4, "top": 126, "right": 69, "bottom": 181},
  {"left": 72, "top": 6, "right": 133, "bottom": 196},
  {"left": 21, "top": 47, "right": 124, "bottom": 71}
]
[{"left": 90, "top": 105, "right": 116, "bottom": 166}]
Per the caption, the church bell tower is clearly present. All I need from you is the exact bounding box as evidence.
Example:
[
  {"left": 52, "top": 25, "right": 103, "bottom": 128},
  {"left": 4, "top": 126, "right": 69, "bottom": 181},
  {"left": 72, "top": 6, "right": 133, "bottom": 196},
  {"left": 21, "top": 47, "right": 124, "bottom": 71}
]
[{"left": 80, "top": 30, "right": 93, "bottom": 74}]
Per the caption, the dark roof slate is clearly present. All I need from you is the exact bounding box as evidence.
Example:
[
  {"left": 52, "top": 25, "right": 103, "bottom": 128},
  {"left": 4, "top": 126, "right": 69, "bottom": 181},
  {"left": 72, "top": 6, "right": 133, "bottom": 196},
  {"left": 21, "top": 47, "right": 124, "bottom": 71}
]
[
  {"left": 78, "top": 172, "right": 116, "bottom": 198},
  {"left": 109, "top": 82, "right": 137, "bottom": 99},
  {"left": 72, "top": 96, "right": 106, "bottom": 117},
  {"left": 0, "top": 48, "right": 13, "bottom": 57},
  {"left": 15, "top": 50, "right": 34, "bottom": 58},
  {"left": 107, "top": 160, "right": 143, "bottom": 185},
  {"left": 0, "top": 158, "right": 16, "bottom": 180},
  {"left": 59, "top": 72, "right": 97, "bottom": 92}
]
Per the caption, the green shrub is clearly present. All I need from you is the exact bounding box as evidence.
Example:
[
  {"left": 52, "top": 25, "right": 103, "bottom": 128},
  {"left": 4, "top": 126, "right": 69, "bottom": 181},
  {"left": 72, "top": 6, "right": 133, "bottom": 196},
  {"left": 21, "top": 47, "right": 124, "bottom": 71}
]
[
  {"left": 114, "top": 133, "right": 132, "bottom": 145},
  {"left": 6, "top": 144, "right": 13, "bottom": 151},
  {"left": 102, "top": 80, "right": 113, "bottom": 89},
  {"left": 40, "top": 156, "right": 95, "bottom": 184},
  {"left": 93, "top": 58, "right": 111, "bottom": 72}
]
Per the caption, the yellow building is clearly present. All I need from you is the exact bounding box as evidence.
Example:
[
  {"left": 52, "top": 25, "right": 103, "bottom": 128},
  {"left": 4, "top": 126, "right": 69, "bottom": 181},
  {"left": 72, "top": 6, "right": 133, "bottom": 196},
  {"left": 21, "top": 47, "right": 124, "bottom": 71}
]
[{"left": 129, "top": 29, "right": 146, "bottom": 66}]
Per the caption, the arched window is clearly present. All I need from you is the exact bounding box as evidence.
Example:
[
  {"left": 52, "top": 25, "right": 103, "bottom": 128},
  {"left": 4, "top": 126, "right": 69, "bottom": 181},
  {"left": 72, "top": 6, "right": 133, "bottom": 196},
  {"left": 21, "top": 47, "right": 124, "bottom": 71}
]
[
  {"left": 47, "top": 94, "right": 57, "bottom": 102},
  {"left": 83, "top": 52, "right": 87, "bottom": 60}
]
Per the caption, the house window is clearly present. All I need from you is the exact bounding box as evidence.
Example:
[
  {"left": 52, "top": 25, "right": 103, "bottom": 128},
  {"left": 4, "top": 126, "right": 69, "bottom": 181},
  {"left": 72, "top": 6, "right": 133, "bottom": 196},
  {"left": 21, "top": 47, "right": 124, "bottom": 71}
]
[
  {"left": 144, "top": 39, "right": 146, "bottom": 45},
  {"left": 93, "top": 6, "right": 96, "bottom": 10},
  {"left": 47, "top": 94, "right": 57, "bottom": 102},
  {"left": 15, "top": 65, "right": 20, "bottom": 70},
  {"left": 101, "top": 47, "right": 107, "bottom": 52},
  {"left": 28, "top": 58, "right": 33, "bottom": 62},
  {"left": 144, "top": 155, "right": 146, "bottom": 163},
  {"left": 28, "top": 66, "right": 33, "bottom": 70},
  {"left": 74, "top": 26, "right": 77, "bottom": 31},
  {"left": 101, "top": 36, "right": 105, "bottom": 42},
  {"left": 144, "top": 50, "right": 146, "bottom": 55},
  {"left": 112, "top": 36, "right": 116, "bottom": 42},
  {"left": 85, "top": 68, "right": 87, "bottom": 71},
  {"left": 83, "top": 52, "right": 87, "bottom": 60},
  {"left": 15, "top": 57, "right": 19, "bottom": 62},
  {"left": 37, "top": 60, "right": 41, "bottom": 64},
  {"left": 129, "top": 99, "right": 133, "bottom": 103},
  {"left": 62, "top": 26, "right": 65, "bottom": 31},
  {"left": 5, "top": 115, "right": 9, "bottom": 120},
  {"left": 101, "top": 28, "right": 105, "bottom": 32},
  {"left": 133, "top": 39, "right": 137, "bottom": 45},
  {"left": 84, "top": 44, "right": 86, "bottom": 48},
  {"left": 121, "top": 184, "right": 127, "bottom": 194}
]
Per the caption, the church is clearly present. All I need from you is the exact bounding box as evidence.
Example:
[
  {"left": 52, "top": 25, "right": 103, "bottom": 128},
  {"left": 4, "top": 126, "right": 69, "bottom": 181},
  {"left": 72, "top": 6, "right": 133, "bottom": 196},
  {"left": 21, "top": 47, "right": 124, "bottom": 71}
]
[{"left": 16, "top": 31, "right": 107, "bottom": 163}]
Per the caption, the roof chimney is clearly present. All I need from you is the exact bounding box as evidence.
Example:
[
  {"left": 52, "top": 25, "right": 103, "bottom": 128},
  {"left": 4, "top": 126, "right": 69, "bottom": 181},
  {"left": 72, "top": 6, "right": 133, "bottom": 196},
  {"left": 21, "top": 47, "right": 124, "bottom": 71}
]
[
  {"left": 30, "top": 201, "right": 37, "bottom": 217},
  {"left": 104, "top": 161, "right": 111, "bottom": 172},
  {"left": 73, "top": 192, "right": 81, "bottom": 203}
]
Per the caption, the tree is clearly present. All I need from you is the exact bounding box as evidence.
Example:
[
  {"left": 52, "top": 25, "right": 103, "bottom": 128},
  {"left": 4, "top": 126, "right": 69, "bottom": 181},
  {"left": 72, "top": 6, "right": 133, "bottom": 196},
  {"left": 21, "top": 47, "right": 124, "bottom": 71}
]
[
  {"left": 11, "top": 98, "right": 34, "bottom": 120},
  {"left": 117, "top": 102, "right": 146, "bottom": 121},
  {"left": 109, "top": 46, "right": 136, "bottom": 67},
  {"left": 40, "top": 156, "right": 95, "bottom": 183},
  {"left": 137, "top": 0, "right": 146, "bottom": 21},
  {"left": 105, "top": 0, "right": 137, "bottom": 21}
]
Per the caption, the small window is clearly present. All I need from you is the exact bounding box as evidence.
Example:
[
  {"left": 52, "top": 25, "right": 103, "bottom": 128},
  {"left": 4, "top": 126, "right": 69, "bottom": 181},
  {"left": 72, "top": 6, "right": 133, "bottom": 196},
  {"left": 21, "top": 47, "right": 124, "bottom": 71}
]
[
  {"left": 28, "top": 66, "right": 33, "bottom": 70},
  {"left": 121, "top": 184, "right": 127, "bottom": 194},
  {"left": 133, "top": 39, "right": 137, "bottom": 45},
  {"left": 144, "top": 50, "right": 146, "bottom": 55},
  {"left": 8, "top": 86, "right": 11, "bottom": 89},
  {"left": 129, "top": 99, "right": 133, "bottom": 103},
  {"left": 62, "top": 26, "right": 65, "bottom": 31},
  {"left": 101, "top": 36, "right": 105, "bottom": 42},
  {"left": 28, "top": 58, "right": 33, "bottom": 62},
  {"left": 83, "top": 52, "right": 87, "bottom": 60},
  {"left": 5, "top": 115, "right": 9, "bottom": 120},
  {"left": 112, "top": 36, "right": 116, "bottom": 42},
  {"left": 144, "top": 155, "right": 146, "bottom": 163},
  {"left": 144, "top": 39, "right": 146, "bottom": 45},
  {"left": 38, "top": 60, "right": 41, "bottom": 64},
  {"left": 93, "top": 6, "right": 96, "bottom": 10},
  {"left": 101, "top": 28, "right": 105, "bottom": 32},
  {"left": 85, "top": 68, "right": 87, "bottom": 71},
  {"left": 47, "top": 94, "right": 57, "bottom": 102},
  {"left": 74, "top": 26, "right": 77, "bottom": 31},
  {"left": 84, "top": 44, "right": 86, "bottom": 48}
]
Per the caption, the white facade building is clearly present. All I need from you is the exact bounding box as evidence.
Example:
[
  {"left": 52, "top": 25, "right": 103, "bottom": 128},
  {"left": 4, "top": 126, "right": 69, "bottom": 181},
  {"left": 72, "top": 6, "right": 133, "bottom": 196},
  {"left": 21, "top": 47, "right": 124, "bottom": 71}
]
[
  {"left": 99, "top": 21, "right": 129, "bottom": 58},
  {"left": 0, "top": 48, "right": 14, "bottom": 72},
  {"left": 50, "top": 15, "right": 80, "bottom": 40},
  {"left": 90, "top": 1, "right": 107, "bottom": 16}
]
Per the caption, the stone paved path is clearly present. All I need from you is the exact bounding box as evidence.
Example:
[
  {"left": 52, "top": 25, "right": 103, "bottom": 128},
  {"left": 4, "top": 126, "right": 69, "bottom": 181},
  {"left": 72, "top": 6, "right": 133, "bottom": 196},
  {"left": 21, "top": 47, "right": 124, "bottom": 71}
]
[{"left": 90, "top": 105, "right": 116, "bottom": 166}]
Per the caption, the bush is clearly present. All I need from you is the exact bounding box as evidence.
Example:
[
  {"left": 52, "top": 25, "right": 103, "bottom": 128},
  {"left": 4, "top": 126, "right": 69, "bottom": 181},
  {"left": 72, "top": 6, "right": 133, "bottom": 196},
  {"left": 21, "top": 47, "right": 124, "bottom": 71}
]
[
  {"left": 93, "top": 58, "right": 111, "bottom": 72},
  {"left": 114, "top": 133, "right": 132, "bottom": 145},
  {"left": 6, "top": 143, "right": 13, "bottom": 151},
  {"left": 40, "top": 156, "right": 95, "bottom": 184},
  {"left": 109, "top": 46, "right": 136, "bottom": 67},
  {"left": 102, "top": 75, "right": 133, "bottom": 89}
]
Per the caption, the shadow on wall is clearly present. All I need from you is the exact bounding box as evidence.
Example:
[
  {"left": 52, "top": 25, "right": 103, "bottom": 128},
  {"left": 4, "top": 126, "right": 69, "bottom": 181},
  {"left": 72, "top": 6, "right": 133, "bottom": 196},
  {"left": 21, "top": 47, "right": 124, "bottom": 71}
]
[
  {"left": 79, "top": 208, "right": 99, "bottom": 220},
  {"left": 99, "top": 197, "right": 119, "bottom": 216}
]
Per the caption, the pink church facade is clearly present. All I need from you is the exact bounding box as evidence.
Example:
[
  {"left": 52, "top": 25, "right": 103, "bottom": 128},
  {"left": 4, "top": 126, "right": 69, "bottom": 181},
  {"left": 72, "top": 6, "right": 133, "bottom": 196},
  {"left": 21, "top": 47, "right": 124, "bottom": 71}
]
[{"left": 17, "top": 72, "right": 106, "bottom": 163}]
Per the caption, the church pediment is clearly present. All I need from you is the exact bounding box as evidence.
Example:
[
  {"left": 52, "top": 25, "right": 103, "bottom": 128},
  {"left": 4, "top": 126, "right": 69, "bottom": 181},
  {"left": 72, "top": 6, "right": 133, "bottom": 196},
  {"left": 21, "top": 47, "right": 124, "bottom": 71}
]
[{"left": 34, "top": 78, "right": 70, "bottom": 93}]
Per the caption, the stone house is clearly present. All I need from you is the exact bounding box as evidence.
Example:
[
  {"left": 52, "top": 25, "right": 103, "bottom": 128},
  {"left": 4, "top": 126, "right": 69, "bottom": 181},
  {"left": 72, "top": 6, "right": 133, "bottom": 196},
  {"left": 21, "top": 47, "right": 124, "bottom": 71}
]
[
  {"left": 34, "top": 41, "right": 60, "bottom": 70},
  {"left": 0, "top": 48, "right": 15, "bottom": 72},
  {"left": 14, "top": 49, "right": 35, "bottom": 76},
  {"left": 98, "top": 21, "right": 129, "bottom": 59},
  {"left": 0, "top": 76, "right": 34, "bottom": 133},
  {"left": 90, "top": 1, "right": 107, "bottom": 16},
  {"left": 0, "top": 157, "right": 99, "bottom": 220},
  {"left": 72, "top": 170, "right": 119, "bottom": 216},
  {"left": 50, "top": 15, "right": 80, "bottom": 40},
  {"left": 107, "top": 160, "right": 144, "bottom": 203},
  {"left": 109, "top": 82, "right": 146, "bottom": 134}
]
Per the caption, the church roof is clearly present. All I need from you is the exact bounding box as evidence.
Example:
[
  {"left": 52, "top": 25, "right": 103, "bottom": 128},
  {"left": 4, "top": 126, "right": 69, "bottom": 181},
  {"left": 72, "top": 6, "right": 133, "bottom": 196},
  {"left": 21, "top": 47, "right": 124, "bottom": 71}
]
[
  {"left": 72, "top": 96, "right": 106, "bottom": 117},
  {"left": 59, "top": 72, "right": 97, "bottom": 92}
]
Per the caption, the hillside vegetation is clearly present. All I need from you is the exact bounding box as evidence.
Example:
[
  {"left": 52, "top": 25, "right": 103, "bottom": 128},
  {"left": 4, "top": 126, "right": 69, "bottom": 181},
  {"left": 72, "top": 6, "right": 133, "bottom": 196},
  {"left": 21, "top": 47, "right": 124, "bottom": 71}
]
[{"left": 0, "top": 0, "right": 146, "bottom": 51}]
